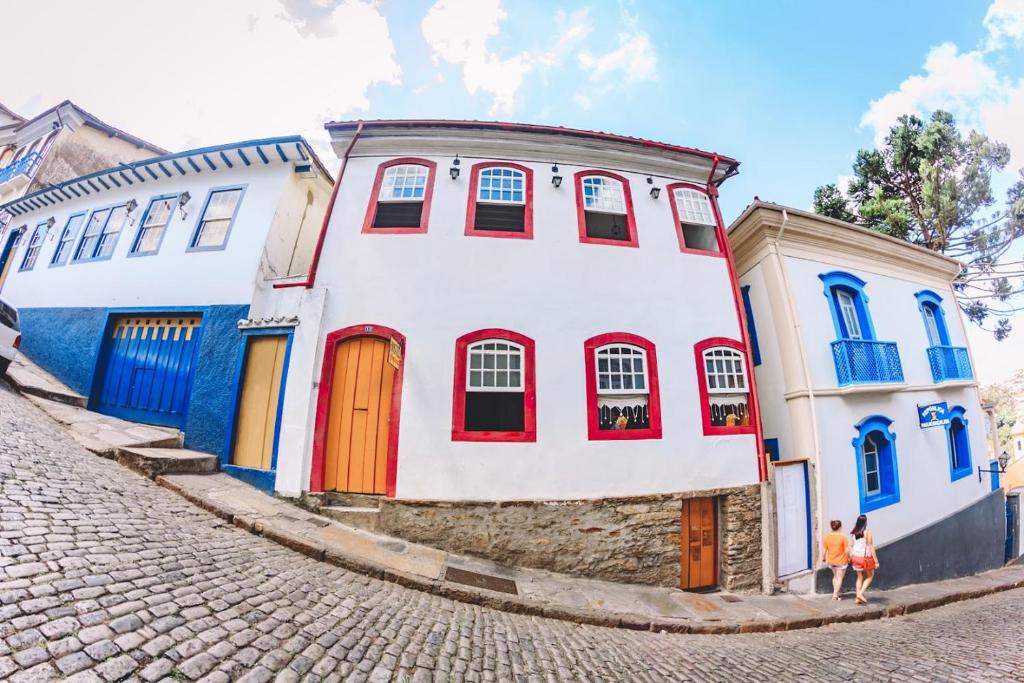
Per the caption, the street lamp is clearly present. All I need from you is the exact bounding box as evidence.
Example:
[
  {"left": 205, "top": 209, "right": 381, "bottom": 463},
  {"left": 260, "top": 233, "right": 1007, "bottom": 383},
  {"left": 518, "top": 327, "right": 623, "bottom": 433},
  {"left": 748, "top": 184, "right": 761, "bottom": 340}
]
[{"left": 977, "top": 451, "right": 1011, "bottom": 482}]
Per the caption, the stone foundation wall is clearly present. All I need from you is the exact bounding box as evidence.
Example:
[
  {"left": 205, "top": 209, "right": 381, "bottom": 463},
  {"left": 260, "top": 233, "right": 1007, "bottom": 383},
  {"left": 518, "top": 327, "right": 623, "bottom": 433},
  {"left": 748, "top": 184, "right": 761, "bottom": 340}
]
[{"left": 378, "top": 484, "right": 762, "bottom": 589}]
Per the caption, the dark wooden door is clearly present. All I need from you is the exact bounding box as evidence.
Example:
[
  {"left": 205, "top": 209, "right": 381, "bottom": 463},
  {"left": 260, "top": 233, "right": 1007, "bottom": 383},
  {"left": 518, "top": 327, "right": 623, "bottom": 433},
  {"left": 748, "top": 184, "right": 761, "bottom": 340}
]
[{"left": 680, "top": 497, "right": 718, "bottom": 590}]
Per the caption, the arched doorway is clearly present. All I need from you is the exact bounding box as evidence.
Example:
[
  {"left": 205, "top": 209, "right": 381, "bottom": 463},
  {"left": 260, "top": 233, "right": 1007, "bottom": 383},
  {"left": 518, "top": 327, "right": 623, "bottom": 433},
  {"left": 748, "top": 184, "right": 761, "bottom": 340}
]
[{"left": 310, "top": 324, "right": 405, "bottom": 496}]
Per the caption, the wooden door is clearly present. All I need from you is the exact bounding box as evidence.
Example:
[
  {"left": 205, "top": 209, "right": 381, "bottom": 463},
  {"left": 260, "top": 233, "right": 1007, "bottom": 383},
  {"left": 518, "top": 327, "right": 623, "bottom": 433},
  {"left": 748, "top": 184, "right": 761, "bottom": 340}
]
[
  {"left": 0, "top": 231, "right": 19, "bottom": 293},
  {"left": 232, "top": 335, "right": 288, "bottom": 470},
  {"left": 680, "top": 497, "right": 718, "bottom": 590},
  {"left": 324, "top": 336, "right": 394, "bottom": 494},
  {"left": 775, "top": 461, "right": 811, "bottom": 577}
]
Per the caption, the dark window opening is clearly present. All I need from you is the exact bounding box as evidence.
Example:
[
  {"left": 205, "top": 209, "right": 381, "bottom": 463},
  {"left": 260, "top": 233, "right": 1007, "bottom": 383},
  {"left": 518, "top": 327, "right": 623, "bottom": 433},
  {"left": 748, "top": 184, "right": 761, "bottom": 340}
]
[
  {"left": 681, "top": 223, "right": 719, "bottom": 251},
  {"left": 465, "top": 392, "right": 525, "bottom": 432},
  {"left": 373, "top": 201, "right": 423, "bottom": 229},
  {"left": 597, "top": 401, "right": 650, "bottom": 430},
  {"left": 474, "top": 203, "right": 525, "bottom": 232},
  {"left": 585, "top": 212, "right": 629, "bottom": 241}
]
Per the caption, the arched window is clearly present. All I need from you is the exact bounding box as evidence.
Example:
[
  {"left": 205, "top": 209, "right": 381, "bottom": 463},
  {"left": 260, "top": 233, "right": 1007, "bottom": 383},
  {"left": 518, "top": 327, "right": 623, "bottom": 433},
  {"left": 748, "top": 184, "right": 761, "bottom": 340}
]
[
  {"left": 852, "top": 415, "right": 900, "bottom": 512},
  {"left": 914, "top": 290, "right": 951, "bottom": 347},
  {"left": 819, "top": 271, "right": 876, "bottom": 341},
  {"left": 694, "top": 337, "right": 756, "bottom": 436},
  {"left": 465, "top": 163, "right": 533, "bottom": 238},
  {"left": 668, "top": 184, "right": 722, "bottom": 254},
  {"left": 363, "top": 158, "right": 437, "bottom": 234},
  {"left": 452, "top": 329, "right": 536, "bottom": 441},
  {"left": 19, "top": 223, "right": 45, "bottom": 271},
  {"left": 946, "top": 406, "right": 972, "bottom": 481},
  {"left": 575, "top": 171, "right": 637, "bottom": 247},
  {"left": 584, "top": 333, "right": 661, "bottom": 440}
]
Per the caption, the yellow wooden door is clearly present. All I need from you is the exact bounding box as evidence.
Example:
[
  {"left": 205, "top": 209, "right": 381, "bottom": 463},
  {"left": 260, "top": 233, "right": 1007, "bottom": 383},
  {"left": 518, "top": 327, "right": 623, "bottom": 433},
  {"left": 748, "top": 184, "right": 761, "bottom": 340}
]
[
  {"left": 231, "top": 335, "right": 287, "bottom": 470},
  {"left": 324, "top": 337, "right": 394, "bottom": 494},
  {"left": 680, "top": 497, "right": 718, "bottom": 590},
  {"left": 0, "top": 238, "right": 17, "bottom": 293}
]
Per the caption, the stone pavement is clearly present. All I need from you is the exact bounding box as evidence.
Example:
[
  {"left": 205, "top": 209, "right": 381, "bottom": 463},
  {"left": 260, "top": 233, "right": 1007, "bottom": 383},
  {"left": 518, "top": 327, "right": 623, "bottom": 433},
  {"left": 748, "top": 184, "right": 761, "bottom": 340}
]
[
  {"left": 157, "top": 471, "right": 1024, "bottom": 634},
  {"left": 4, "top": 383, "right": 1024, "bottom": 681}
]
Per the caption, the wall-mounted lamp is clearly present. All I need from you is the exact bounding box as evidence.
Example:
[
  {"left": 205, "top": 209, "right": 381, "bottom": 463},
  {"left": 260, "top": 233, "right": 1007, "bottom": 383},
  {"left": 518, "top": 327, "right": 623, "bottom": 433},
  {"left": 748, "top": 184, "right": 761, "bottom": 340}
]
[
  {"left": 978, "top": 451, "right": 1010, "bottom": 482},
  {"left": 177, "top": 191, "right": 192, "bottom": 220},
  {"left": 449, "top": 155, "right": 461, "bottom": 180},
  {"left": 551, "top": 164, "right": 562, "bottom": 188},
  {"left": 647, "top": 176, "right": 661, "bottom": 199},
  {"left": 44, "top": 216, "right": 56, "bottom": 240},
  {"left": 124, "top": 198, "right": 139, "bottom": 226}
]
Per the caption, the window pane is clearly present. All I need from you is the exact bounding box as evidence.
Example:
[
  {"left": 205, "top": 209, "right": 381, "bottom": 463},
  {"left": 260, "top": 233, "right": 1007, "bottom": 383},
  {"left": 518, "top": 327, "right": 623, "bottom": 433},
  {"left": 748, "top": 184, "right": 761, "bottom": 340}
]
[
  {"left": 674, "top": 188, "right": 715, "bottom": 225},
  {"left": 581, "top": 176, "right": 626, "bottom": 214},
  {"left": 380, "top": 164, "right": 428, "bottom": 202},
  {"left": 478, "top": 168, "right": 525, "bottom": 204}
]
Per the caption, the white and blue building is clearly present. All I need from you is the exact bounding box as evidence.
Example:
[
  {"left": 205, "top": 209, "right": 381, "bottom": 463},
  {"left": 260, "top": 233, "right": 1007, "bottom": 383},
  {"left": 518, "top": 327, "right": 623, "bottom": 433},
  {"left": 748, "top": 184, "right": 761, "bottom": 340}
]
[
  {"left": 730, "top": 202, "right": 1005, "bottom": 592},
  {"left": 0, "top": 137, "right": 333, "bottom": 489}
]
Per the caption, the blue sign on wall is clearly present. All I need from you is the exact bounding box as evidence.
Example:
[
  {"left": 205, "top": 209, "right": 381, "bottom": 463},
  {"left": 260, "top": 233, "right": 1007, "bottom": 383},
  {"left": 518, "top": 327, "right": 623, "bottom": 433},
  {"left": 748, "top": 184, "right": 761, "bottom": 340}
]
[{"left": 918, "top": 401, "right": 950, "bottom": 428}]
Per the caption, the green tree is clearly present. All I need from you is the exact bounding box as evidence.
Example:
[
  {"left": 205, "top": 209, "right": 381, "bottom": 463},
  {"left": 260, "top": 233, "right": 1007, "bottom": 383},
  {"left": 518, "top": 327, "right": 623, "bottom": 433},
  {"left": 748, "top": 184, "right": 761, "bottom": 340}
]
[
  {"left": 982, "top": 371, "right": 1023, "bottom": 453},
  {"left": 814, "top": 111, "right": 1024, "bottom": 339}
]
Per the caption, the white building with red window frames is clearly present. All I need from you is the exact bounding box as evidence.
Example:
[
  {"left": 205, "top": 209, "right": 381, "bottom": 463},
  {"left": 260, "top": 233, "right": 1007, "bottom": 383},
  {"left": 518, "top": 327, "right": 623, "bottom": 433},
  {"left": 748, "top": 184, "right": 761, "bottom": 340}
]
[{"left": 256, "top": 120, "right": 767, "bottom": 591}]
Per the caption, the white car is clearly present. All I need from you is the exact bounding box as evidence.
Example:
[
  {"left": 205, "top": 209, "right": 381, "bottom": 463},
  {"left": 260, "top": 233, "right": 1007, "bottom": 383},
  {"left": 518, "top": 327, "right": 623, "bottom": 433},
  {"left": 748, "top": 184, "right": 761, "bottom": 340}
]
[{"left": 0, "top": 298, "right": 20, "bottom": 376}]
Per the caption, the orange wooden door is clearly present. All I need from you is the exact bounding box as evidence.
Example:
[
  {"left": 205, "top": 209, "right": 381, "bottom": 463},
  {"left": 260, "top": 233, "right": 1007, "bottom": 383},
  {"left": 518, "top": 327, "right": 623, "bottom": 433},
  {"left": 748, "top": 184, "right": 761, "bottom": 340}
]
[
  {"left": 323, "top": 337, "right": 394, "bottom": 494},
  {"left": 680, "top": 497, "right": 718, "bottom": 590}
]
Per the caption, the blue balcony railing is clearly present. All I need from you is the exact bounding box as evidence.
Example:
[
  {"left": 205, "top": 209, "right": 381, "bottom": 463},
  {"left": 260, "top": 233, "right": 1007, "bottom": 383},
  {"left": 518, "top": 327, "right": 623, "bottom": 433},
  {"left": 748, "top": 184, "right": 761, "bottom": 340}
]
[
  {"left": 927, "top": 345, "right": 973, "bottom": 383},
  {"left": 0, "top": 152, "right": 41, "bottom": 185},
  {"left": 831, "top": 339, "right": 905, "bottom": 386}
]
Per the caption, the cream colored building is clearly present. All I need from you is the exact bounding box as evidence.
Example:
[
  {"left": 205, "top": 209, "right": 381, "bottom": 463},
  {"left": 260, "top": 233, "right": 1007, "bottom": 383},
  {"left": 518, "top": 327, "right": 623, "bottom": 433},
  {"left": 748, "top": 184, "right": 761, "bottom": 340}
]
[{"left": 729, "top": 202, "right": 1003, "bottom": 593}]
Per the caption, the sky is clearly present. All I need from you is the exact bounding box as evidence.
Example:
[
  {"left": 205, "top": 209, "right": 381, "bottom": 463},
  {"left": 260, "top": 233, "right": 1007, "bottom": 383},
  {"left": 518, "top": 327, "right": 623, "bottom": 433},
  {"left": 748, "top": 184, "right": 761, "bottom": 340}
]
[{"left": 4, "top": 0, "right": 1024, "bottom": 382}]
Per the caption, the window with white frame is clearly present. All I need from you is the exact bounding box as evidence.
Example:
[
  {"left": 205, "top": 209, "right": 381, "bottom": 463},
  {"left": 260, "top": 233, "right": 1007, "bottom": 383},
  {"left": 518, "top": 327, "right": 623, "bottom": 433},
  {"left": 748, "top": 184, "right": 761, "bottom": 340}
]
[
  {"left": 131, "top": 195, "right": 176, "bottom": 255},
  {"left": 95, "top": 206, "right": 127, "bottom": 259},
  {"left": 191, "top": 188, "right": 243, "bottom": 249},
  {"left": 594, "top": 344, "right": 650, "bottom": 430},
  {"left": 52, "top": 214, "right": 84, "bottom": 266},
  {"left": 473, "top": 166, "right": 527, "bottom": 232},
  {"left": 836, "top": 289, "right": 863, "bottom": 339},
  {"left": 371, "top": 163, "right": 431, "bottom": 229},
  {"left": 19, "top": 224, "right": 44, "bottom": 270},
  {"left": 673, "top": 187, "right": 720, "bottom": 252},
  {"left": 74, "top": 205, "right": 127, "bottom": 261},
  {"left": 702, "top": 346, "right": 750, "bottom": 428},
  {"left": 581, "top": 175, "right": 630, "bottom": 241},
  {"left": 464, "top": 340, "right": 525, "bottom": 432},
  {"left": 862, "top": 433, "right": 881, "bottom": 495}
]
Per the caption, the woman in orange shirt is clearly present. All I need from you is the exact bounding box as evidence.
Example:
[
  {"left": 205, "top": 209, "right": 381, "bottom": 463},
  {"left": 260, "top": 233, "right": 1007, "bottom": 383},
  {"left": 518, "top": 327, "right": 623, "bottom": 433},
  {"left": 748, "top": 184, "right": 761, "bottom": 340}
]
[{"left": 821, "top": 519, "right": 849, "bottom": 600}]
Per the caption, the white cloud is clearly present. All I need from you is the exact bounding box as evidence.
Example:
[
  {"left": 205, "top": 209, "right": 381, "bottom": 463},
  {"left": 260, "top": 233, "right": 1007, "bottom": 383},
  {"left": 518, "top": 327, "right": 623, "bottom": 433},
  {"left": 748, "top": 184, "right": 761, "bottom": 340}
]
[
  {"left": 420, "top": 1, "right": 590, "bottom": 116},
  {"left": 984, "top": 0, "right": 1024, "bottom": 50},
  {"left": 577, "top": 32, "right": 657, "bottom": 84},
  {"left": 2, "top": 0, "right": 400, "bottom": 159}
]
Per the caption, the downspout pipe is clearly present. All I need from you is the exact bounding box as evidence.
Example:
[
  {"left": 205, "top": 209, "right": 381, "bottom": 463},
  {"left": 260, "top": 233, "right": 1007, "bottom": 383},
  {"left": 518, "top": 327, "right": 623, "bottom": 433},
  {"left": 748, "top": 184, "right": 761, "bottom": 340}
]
[
  {"left": 709, "top": 157, "right": 768, "bottom": 482},
  {"left": 275, "top": 121, "right": 364, "bottom": 289}
]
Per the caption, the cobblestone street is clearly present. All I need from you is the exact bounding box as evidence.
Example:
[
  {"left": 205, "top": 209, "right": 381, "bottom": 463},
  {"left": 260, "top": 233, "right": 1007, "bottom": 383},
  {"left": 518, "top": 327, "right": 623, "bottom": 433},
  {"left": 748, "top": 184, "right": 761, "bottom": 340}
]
[{"left": 2, "top": 383, "right": 1023, "bottom": 683}]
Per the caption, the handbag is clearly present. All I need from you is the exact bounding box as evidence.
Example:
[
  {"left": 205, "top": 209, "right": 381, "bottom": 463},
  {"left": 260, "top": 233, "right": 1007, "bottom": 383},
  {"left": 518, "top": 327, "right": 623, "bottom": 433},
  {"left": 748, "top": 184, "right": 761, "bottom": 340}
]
[{"left": 863, "top": 553, "right": 877, "bottom": 571}]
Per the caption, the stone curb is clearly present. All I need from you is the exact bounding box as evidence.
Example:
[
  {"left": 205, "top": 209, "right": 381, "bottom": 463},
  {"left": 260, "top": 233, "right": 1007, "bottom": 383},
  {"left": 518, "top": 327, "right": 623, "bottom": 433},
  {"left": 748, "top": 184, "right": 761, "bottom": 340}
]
[
  {"left": 5, "top": 367, "right": 87, "bottom": 408},
  {"left": 152, "top": 474, "right": 1024, "bottom": 634}
]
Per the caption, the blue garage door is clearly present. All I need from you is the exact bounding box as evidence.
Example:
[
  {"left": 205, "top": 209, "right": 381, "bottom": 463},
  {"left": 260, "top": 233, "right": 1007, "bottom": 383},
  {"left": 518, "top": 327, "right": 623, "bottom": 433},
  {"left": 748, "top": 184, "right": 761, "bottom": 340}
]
[{"left": 94, "top": 314, "right": 203, "bottom": 428}]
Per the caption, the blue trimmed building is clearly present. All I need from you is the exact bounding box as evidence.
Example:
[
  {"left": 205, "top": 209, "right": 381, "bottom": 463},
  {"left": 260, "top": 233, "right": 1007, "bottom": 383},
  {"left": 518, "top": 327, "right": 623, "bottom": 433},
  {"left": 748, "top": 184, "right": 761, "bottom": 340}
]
[{"left": 0, "top": 137, "right": 333, "bottom": 491}]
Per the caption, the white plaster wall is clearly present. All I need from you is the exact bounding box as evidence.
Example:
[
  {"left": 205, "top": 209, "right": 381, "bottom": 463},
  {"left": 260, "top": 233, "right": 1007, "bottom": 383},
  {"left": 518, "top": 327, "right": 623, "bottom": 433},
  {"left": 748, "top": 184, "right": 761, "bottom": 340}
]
[
  {"left": 2, "top": 164, "right": 292, "bottom": 310},
  {"left": 305, "top": 154, "right": 760, "bottom": 501},
  {"left": 815, "top": 386, "right": 992, "bottom": 545},
  {"left": 783, "top": 254, "right": 965, "bottom": 389}
]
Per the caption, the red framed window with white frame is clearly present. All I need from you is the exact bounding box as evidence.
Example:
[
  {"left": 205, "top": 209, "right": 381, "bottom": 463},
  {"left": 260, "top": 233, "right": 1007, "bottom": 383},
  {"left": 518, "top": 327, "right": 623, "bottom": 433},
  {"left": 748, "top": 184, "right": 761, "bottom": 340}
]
[
  {"left": 575, "top": 170, "right": 638, "bottom": 247},
  {"left": 667, "top": 182, "right": 724, "bottom": 255},
  {"left": 452, "top": 329, "right": 536, "bottom": 442},
  {"left": 362, "top": 157, "right": 437, "bottom": 234},
  {"left": 465, "top": 162, "right": 534, "bottom": 239},
  {"left": 694, "top": 337, "right": 756, "bottom": 436},
  {"left": 583, "top": 333, "right": 662, "bottom": 440}
]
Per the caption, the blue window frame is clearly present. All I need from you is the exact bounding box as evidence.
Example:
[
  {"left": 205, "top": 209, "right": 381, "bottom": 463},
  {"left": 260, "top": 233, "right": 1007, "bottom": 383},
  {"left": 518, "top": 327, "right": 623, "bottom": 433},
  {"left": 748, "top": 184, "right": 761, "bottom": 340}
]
[
  {"left": 19, "top": 223, "right": 46, "bottom": 271},
  {"left": 73, "top": 204, "right": 128, "bottom": 262},
  {"left": 945, "top": 406, "right": 972, "bottom": 481},
  {"left": 852, "top": 415, "right": 901, "bottom": 513},
  {"left": 188, "top": 186, "right": 246, "bottom": 252},
  {"left": 914, "top": 290, "right": 951, "bottom": 346},
  {"left": 51, "top": 213, "right": 85, "bottom": 266},
  {"left": 764, "top": 437, "right": 780, "bottom": 462},
  {"left": 819, "top": 271, "right": 875, "bottom": 341},
  {"left": 741, "top": 285, "right": 761, "bottom": 366},
  {"left": 130, "top": 194, "right": 178, "bottom": 256}
]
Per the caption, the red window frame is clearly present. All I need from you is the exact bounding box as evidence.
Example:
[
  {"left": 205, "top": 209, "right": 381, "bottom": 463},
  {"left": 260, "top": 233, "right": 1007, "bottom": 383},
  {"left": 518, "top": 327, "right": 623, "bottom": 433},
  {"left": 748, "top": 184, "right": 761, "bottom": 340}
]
[
  {"left": 464, "top": 162, "right": 534, "bottom": 240},
  {"left": 361, "top": 157, "right": 437, "bottom": 234},
  {"left": 666, "top": 182, "right": 726, "bottom": 257},
  {"left": 694, "top": 336, "right": 758, "bottom": 437},
  {"left": 452, "top": 328, "right": 536, "bottom": 442},
  {"left": 583, "top": 332, "right": 662, "bottom": 440},
  {"left": 575, "top": 170, "right": 639, "bottom": 248}
]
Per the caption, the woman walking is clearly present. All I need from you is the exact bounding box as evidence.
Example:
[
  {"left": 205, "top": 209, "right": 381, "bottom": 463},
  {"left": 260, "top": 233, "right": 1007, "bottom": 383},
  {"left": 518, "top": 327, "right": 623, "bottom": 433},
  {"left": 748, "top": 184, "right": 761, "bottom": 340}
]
[
  {"left": 821, "top": 520, "right": 849, "bottom": 600},
  {"left": 849, "top": 514, "right": 878, "bottom": 605}
]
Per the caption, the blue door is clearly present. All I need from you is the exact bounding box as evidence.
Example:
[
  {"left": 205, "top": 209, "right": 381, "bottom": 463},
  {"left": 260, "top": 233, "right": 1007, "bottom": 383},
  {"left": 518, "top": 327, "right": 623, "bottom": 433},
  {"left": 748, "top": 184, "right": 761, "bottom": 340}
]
[
  {"left": 1007, "top": 495, "right": 1019, "bottom": 564},
  {"left": 93, "top": 314, "right": 203, "bottom": 428}
]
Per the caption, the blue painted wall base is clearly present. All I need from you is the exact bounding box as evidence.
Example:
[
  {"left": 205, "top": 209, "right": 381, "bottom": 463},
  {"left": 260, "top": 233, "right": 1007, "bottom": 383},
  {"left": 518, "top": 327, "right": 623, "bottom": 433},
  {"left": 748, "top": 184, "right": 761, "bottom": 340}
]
[{"left": 221, "top": 464, "right": 277, "bottom": 492}]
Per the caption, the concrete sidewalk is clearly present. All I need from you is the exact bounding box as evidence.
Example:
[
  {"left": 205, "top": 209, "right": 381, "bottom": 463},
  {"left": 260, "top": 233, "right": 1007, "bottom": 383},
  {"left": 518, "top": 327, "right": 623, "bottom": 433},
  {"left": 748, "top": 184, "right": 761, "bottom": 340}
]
[{"left": 156, "top": 471, "right": 1024, "bottom": 634}]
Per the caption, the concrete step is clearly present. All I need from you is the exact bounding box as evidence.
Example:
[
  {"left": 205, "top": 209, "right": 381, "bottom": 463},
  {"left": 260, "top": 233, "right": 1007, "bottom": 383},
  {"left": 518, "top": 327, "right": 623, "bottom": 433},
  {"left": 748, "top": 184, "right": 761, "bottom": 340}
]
[
  {"left": 115, "top": 447, "right": 218, "bottom": 479},
  {"left": 322, "top": 492, "right": 384, "bottom": 509},
  {"left": 6, "top": 361, "right": 87, "bottom": 408},
  {"left": 319, "top": 505, "right": 380, "bottom": 532}
]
